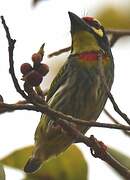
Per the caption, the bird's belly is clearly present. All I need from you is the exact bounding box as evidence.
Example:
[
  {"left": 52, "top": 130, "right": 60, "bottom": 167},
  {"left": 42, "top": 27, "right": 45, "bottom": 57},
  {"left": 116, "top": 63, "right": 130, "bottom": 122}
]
[
  {"left": 50, "top": 74, "right": 107, "bottom": 123},
  {"left": 34, "top": 67, "right": 113, "bottom": 160}
]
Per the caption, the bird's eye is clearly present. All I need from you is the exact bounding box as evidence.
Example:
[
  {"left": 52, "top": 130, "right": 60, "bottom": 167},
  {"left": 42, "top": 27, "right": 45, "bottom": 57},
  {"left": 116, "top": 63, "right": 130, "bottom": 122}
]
[
  {"left": 83, "top": 17, "right": 101, "bottom": 29},
  {"left": 91, "top": 20, "right": 101, "bottom": 29}
]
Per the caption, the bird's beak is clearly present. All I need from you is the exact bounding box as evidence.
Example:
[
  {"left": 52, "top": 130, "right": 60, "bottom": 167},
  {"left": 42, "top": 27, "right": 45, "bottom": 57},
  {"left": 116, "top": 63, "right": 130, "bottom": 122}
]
[{"left": 68, "top": 11, "right": 91, "bottom": 34}]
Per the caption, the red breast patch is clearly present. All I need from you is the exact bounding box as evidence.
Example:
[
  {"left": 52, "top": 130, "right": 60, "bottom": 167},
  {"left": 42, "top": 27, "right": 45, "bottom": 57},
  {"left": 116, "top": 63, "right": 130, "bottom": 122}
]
[{"left": 79, "top": 52, "right": 98, "bottom": 61}]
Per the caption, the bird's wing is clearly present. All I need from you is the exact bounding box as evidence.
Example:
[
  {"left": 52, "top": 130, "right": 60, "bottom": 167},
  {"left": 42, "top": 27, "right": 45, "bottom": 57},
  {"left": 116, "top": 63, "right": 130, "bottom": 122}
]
[{"left": 46, "top": 61, "right": 69, "bottom": 102}]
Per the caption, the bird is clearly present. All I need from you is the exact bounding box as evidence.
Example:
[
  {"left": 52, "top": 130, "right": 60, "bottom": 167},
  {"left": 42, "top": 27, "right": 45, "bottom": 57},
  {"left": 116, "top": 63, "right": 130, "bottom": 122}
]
[{"left": 24, "top": 11, "right": 114, "bottom": 173}]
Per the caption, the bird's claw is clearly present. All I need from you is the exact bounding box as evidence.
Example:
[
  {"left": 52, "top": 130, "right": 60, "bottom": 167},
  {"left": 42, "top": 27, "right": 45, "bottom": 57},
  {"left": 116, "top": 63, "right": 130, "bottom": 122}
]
[{"left": 90, "top": 135, "right": 107, "bottom": 158}]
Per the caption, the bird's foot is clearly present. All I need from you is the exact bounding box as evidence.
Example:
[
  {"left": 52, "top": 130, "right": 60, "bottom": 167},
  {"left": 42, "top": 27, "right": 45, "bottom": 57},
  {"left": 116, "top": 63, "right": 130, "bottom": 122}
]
[{"left": 90, "top": 135, "right": 107, "bottom": 158}]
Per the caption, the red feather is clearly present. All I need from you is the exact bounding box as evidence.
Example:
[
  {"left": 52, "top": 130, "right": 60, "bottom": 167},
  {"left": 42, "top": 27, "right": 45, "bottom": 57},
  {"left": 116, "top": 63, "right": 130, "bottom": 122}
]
[
  {"left": 79, "top": 52, "right": 98, "bottom": 61},
  {"left": 83, "top": 16, "right": 94, "bottom": 22}
]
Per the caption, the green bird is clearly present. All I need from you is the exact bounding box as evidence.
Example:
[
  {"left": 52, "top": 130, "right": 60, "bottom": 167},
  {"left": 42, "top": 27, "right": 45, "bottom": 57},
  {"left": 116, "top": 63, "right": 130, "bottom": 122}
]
[{"left": 24, "top": 12, "right": 114, "bottom": 173}]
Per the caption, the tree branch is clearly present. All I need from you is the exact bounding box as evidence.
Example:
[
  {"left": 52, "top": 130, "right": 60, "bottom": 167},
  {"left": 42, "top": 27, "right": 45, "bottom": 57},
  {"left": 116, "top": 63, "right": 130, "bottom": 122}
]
[
  {"left": 106, "top": 29, "right": 130, "bottom": 47},
  {"left": 1, "top": 102, "right": 130, "bottom": 131},
  {"left": 57, "top": 119, "right": 130, "bottom": 180},
  {"left": 104, "top": 109, "right": 130, "bottom": 137},
  {"left": 106, "top": 29, "right": 130, "bottom": 36},
  {"left": 48, "top": 46, "right": 71, "bottom": 58},
  {"left": 1, "top": 16, "right": 28, "bottom": 100}
]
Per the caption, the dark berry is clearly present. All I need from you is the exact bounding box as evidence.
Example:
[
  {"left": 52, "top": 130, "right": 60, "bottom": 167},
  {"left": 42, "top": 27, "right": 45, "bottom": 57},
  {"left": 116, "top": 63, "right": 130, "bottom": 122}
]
[
  {"left": 20, "top": 63, "right": 32, "bottom": 75},
  {"left": 37, "top": 63, "right": 49, "bottom": 76},
  {"left": 32, "top": 53, "right": 42, "bottom": 64},
  {"left": 25, "top": 70, "right": 43, "bottom": 86}
]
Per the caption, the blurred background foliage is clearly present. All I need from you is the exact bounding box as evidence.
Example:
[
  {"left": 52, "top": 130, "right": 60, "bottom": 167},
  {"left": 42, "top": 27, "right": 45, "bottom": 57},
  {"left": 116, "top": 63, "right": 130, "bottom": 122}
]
[
  {"left": 0, "top": 145, "right": 88, "bottom": 180},
  {"left": 108, "top": 147, "right": 130, "bottom": 170},
  {"left": 96, "top": 6, "right": 130, "bottom": 29}
]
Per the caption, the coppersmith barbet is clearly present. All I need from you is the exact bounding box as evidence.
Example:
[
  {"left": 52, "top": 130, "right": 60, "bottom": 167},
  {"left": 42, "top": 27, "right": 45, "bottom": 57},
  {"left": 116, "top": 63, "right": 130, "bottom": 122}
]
[{"left": 24, "top": 12, "right": 114, "bottom": 173}]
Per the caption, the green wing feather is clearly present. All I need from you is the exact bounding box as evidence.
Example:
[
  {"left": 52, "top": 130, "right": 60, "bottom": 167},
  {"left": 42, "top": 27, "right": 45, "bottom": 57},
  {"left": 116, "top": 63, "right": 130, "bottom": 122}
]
[
  {"left": 35, "top": 61, "right": 69, "bottom": 142},
  {"left": 46, "top": 61, "right": 69, "bottom": 102}
]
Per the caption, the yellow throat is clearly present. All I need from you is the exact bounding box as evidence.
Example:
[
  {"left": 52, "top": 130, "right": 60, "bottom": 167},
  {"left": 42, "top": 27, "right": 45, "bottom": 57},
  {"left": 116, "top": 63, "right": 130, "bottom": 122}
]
[{"left": 72, "top": 31, "right": 100, "bottom": 54}]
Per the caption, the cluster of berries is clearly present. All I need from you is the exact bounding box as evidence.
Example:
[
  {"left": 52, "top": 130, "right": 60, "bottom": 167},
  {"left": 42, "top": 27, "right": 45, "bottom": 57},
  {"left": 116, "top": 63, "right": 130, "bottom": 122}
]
[{"left": 20, "top": 49, "right": 49, "bottom": 87}]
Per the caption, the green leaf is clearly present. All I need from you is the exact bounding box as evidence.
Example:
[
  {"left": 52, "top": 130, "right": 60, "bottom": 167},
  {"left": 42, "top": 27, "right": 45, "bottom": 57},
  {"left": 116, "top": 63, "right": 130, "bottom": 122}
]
[
  {"left": 0, "top": 163, "right": 5, "bottom": 180},
  {"left": 108, "top": 147, "right": 130, "bottom": 170},
  {"left": 1, "top": 145, "right": 88, "bottom": 180},
  {"left": 1, "top": 146, "right": 33, "bottom": 170}
]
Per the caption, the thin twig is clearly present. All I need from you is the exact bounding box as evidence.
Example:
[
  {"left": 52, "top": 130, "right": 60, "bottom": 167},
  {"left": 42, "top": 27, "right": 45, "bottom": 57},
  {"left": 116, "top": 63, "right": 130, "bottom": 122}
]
[
  {"left": 106, "top": 29, "right": 130, "bottom": 36},
  {"left": 48, "top": 46, "right": 71, "bottom": 58},
  {"left": 1, "top": 16, "right": 28, "bottom": 100},
  {"left": 0, "top": 102, "right": 39, "bottom": 113},
  {"left": 97, "top": 51, "right": 130, "bottom": 126},
  {"left": 106, "top": 29, "right": 130, "bottom": 47},
  {"left": 104, "top": 109, "right": 130, "bottom": 136}
]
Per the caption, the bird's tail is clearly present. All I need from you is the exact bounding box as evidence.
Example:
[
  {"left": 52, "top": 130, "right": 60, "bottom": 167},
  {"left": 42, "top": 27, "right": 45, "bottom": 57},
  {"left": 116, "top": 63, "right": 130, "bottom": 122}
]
[{"left": 24, "top": 157, "right": 42, "bottom": 173}]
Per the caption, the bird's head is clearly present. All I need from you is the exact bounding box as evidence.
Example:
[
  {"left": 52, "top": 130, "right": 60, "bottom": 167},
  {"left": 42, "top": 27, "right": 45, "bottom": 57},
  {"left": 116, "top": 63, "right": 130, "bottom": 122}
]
[{"left": 68, "top": 12, "right": 110, "bottom": 56}]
